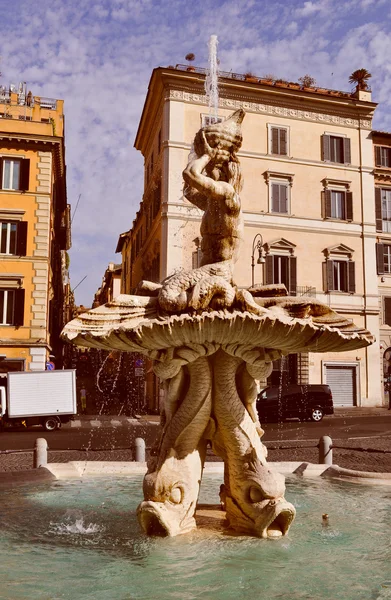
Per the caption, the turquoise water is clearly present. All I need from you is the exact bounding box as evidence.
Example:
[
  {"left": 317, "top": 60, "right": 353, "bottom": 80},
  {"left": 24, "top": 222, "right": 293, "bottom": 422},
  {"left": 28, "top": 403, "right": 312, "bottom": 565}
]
[{"left": 1, "top": 474, "right": 391, "bottom": 600}]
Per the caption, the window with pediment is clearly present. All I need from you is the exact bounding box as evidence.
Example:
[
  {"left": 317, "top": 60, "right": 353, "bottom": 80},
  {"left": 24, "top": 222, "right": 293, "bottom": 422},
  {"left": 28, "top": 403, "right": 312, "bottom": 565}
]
[
  {"left": 264, "top": 238, "right": 297, "bottom": 295},
  {"left": 323, "top": 244, "right": 355, "bottom": 293}
]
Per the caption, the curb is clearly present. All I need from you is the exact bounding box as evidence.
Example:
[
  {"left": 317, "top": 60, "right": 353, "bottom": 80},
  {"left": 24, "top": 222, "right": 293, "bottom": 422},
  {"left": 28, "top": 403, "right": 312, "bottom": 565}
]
[
  {"left": 64, "top": 408, "right": 391, "bottom": 429},
  {"left": 65, "top": 418, "right": 159, "bottom": 429}
]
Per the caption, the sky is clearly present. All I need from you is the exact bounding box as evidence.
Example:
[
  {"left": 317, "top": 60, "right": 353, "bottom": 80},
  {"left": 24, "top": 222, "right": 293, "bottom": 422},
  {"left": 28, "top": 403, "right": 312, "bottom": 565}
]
[{"left": 2, "top": 0, "right": 391, "bottom": 306}]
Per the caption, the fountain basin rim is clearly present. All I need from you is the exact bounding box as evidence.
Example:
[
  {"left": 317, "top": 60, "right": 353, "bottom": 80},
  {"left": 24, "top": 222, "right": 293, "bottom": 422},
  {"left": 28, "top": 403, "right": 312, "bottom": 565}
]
[{"left": 10, "top": 460, "right": 389, "bottom": 487}]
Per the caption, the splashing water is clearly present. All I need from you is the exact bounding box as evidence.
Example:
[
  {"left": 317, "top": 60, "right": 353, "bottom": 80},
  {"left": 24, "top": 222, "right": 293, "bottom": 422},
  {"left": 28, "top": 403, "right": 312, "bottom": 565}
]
[
  {"left": 49, "top": 518, "right": 104, "bottom": 535},
  {"left": 204, "top": 34, "right": 219, "bottom": 123}
]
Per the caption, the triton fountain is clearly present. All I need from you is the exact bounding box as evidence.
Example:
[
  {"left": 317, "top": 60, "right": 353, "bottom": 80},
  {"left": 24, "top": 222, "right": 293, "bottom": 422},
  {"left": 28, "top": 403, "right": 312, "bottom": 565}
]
[{"left": 61, "top": 107, "right": 373, "bottom": 539}]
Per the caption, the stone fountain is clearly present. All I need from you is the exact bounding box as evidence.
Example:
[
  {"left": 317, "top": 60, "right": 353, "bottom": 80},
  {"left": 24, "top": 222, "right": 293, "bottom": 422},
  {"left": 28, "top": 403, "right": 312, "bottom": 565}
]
[{"left": 62, "top": 109, "right": 373, "bottom": 539}]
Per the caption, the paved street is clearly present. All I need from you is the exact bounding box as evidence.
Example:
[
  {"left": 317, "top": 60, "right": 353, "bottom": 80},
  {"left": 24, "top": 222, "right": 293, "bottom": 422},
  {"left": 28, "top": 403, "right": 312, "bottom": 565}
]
[
  {"left": 1, "top": 411, "right": 391, "bottom": 474},
  {"left": 1, "top": 412, "right": 391, "bottom": 450}
]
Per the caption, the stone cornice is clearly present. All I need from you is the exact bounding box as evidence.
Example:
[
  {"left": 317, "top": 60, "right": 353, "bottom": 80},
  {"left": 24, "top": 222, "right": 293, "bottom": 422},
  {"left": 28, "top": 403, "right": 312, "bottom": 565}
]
[
  {"left": 374, "top": 169, "right": 391, "bottom": 184},
  {"left": 167, "top": 88, "right": 372, "bottom": 130}
]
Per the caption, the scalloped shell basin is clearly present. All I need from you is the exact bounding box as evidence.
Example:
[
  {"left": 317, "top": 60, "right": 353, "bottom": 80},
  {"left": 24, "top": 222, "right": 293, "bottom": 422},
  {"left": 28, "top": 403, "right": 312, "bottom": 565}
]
[
  {"left": 61, "top": 294, "right": 373, "bottom": 356},
  {"left": 1, "top": 474, "right": 390, "bottom": 600}
]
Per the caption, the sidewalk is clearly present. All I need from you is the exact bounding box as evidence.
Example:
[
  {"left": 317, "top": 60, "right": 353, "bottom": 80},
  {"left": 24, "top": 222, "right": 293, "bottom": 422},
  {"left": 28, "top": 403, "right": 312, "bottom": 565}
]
[{"left": 64, "top": 407, "right": 390, "bottom": 428}]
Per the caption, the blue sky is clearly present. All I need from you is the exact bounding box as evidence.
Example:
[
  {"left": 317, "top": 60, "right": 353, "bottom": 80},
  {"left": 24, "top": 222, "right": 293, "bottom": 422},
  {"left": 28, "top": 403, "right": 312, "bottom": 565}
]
[{"left": 2, "top": 0, "right": 391, "bottom": 306}]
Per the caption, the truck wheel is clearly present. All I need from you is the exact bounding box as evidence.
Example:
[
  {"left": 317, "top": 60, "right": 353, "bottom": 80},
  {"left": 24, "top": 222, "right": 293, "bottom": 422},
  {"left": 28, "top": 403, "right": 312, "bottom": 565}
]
[
  {"left": 42, "top": 416, "right": 59, "bottom": 431},
  {"left": 310, "top": 407, "right": 324, "bottom": 422}
]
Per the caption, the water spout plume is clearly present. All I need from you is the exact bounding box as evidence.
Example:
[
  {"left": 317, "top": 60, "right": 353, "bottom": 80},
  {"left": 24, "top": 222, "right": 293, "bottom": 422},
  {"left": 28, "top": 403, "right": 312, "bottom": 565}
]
[{"left": 205, "top": 34, "right": 219, "bottom": 124}]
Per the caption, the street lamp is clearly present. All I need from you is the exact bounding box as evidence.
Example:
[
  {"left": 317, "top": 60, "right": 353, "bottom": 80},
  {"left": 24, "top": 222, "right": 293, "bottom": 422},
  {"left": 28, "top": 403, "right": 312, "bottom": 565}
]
[{"left": 251, "top": 233, "right": 265, "bottom": 288}]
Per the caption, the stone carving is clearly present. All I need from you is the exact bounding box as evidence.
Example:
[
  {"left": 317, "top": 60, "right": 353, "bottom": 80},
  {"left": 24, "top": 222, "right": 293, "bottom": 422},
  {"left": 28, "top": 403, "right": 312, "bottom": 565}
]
[
  {"left": 167, "top": 89, "right": 372, "bottom": 130},
  {"left": 62, "top": 110, "right": 373, "bottom": 539}
]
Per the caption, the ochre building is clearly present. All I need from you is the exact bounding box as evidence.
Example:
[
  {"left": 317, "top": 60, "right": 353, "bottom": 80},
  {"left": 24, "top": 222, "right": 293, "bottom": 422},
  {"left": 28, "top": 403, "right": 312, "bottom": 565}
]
[{"left": 0, "top": 85, "right": 71, "bottom": 374}]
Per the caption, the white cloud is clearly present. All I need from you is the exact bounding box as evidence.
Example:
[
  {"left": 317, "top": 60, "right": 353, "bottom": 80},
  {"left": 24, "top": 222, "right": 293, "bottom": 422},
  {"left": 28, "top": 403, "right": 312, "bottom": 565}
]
[
  {"left": 295, "top": 1, "right": 325, "bottom": 17},
  {"left": 1, "top": 0, "right": 390, "bottom": 305}
]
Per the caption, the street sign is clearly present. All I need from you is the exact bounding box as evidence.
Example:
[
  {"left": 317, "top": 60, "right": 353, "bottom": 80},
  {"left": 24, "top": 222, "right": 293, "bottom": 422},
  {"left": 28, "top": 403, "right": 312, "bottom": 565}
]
[
  {"left": 46, "top": 361, "right": 55, "bottom": 371},
  {"left": 135, "top": 358, "right": 144, "bottom": 368},
  {"left": 134, "top": 367, "right": 143, "bottom": 377}
]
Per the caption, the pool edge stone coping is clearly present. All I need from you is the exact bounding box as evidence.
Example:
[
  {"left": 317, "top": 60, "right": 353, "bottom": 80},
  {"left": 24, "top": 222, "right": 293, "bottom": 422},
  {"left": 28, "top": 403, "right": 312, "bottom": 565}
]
[
  {"left": 43, "top": 461, "right": 391, "bottom": 486},
  {"left": 2, "top": 461, "right": 391, "bottom": 487}
]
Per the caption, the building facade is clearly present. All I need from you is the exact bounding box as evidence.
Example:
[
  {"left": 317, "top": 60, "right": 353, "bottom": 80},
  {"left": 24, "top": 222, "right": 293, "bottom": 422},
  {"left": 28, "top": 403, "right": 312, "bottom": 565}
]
[
  {"left": 119, "top": 66, "right": 382, "bottom": 409},
  {"left": 0, "top": 84, "right": 71, "bottom": 374},
  {"left": 373, "top": 130, "right": 391, "bottom": 400}
]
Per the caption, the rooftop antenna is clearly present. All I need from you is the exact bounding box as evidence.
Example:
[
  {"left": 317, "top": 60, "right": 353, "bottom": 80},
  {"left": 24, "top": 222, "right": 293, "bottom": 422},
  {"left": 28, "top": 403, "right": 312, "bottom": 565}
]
[
  {"left": 71, "top": 194, "right": 81, "bottom": 224},
  {"left": 204, "top": 35, "right": 219, "bottom": 124},
  {"left": 72, "top": 275, "right": 87, "bottom": 293}
]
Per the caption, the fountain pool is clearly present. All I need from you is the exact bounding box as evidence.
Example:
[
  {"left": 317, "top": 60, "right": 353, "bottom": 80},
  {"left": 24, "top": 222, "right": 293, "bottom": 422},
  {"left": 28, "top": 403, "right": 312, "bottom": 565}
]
[{"left": 1, "top": 474, "right": 390, "bottom": 600}]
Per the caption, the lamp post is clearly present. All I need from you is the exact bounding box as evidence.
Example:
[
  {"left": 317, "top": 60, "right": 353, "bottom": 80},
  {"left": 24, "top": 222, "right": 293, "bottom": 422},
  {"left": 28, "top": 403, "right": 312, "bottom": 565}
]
[{"left": 251, "top": 233, "right": 265, "bottom": 288}]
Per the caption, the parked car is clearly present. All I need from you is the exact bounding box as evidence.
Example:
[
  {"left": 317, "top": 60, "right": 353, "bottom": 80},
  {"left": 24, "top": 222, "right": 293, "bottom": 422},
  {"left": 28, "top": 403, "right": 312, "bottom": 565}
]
[{"left": 256, "top": 384, "right": 334, "bottom": 422}]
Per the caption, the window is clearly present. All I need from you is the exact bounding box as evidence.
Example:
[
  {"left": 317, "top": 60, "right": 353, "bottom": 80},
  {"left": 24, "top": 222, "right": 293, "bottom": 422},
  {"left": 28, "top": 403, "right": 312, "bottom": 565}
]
[
  {"left": 271, "top": 182, "right": 289, "bottom": 213},
  {"left": 3, "top": 159, "right": 20, "bottom": 190},
  {"left": 321, "top": 134, "right": 351, "bottom": 165},
  {"left": 376, "top": 243, "right": 391, "bottom": 274},
  {"left": 375, "top": 146, "right": 391, "bottom": 168},
  {"left": 0, "top": 288, "right": 24, "bottom": 326},
  {"left": 264, "top": 171, "right": 293, "bottom": 214},
  {"left": 324, "top": 259, "right": 355, "bottom": 293},
  {"left": 384, "top": 297, "right": 391, "bottom": 326},
  {"left": 192, "top": 238, "right": 202, "bottom": 269},
  {"left": 201, "top": 115, "right": 223, "bottom": 127},
  {"left": 322, "top": 189, "right": 353, "bottom": 220},
  {"left": 375, "top": 188, "right": 391, "bottom": 232},
  {"left": 268, "top": 125, "right": 288, "bottom": 156},
  {"left": 0, "top": 157, "right": 30, "bottom": 191},
  {"left": 0, "top": 220, "right": 27, "bottom": 255},
  {"left": 265, "top": 254, "right": 297, "bottom": 295}
]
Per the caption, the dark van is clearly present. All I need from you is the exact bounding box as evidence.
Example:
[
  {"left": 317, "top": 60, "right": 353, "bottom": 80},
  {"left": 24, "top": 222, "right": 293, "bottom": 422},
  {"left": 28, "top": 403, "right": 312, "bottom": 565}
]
[{"left": 256, "top": 384, "right": 334, "bottom": 422}]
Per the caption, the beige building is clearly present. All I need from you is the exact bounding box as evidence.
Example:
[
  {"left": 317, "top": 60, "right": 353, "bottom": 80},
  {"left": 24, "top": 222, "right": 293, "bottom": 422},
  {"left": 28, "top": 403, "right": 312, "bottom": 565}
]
[
  {"left": 93, "top": 262, "right": 122, "bottom": 307},
  {"left": 118, "top": 65, "right": 382, "bottom": 410},
  {"left": 373, "top": 130, "right": 391, "bottom": 397},
  {"left": 0, "top": 83, "right": 71, "bottom": 374}
]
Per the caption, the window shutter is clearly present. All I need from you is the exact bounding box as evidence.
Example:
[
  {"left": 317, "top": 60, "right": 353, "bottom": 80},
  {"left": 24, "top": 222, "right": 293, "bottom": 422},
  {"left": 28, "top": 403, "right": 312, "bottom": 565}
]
[
  {"left": 348, "top": 261, "right": 356, "bottom": 293},
  {"left": 384, "top": 297, "right": 391, "bottom": 326},
  {"left": 14, "top": 288, "right": 25, "bottom": 326},
  {"left": 16, "top": 221, "right": 27, "bottom": 256},
  {"left": 376, "top": 243, "right": 385, "bottom": 275},
  {"left": 289, "top": 256, "right": 297, "bottom": 296},
  {"left": 375, "top": 188, "right": 383, "bottom": 231},
  {"left": 265, "top": 255, "right": 274, "bottom": 284},
  {"left": 279, "top": 128, "right": 287, "bottom": 155},
  {"left": 271, "top": 183, "right": 279, "bottom": 212},
  {"left": 343, "top": 138, "right": 351, "bottom": 165},
  {"left": 0, "top": 158, "right": 3, "bottom": 190},
  {"left": 375, "top": 146, "right": 382, "bottom": 167},
  {"left": 346, "top": 191, "right": 353, "bottom": 221},
  {"left": 323, "top": 189, "right": 332, "bottom": 218},
  {"left": 321, "top": 135, "right": 331, "bottom": 161},
  {"left": 271, "top": 128, "right": 279, "bottom": 154},
  {"left": 280, "top": 185, "right": 288, "bottom": 213},
  {"left": 325, "top": 260, "right": 334, "bottom": 292},
  {"left": 20, "top": 159, "right": 30, "bottom": 191}
]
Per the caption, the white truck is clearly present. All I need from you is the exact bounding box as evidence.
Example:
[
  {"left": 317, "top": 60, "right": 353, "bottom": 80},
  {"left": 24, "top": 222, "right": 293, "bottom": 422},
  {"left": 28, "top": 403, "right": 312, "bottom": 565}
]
[{"left": 0, "top": 369, "right": 77, "bottom": 431}]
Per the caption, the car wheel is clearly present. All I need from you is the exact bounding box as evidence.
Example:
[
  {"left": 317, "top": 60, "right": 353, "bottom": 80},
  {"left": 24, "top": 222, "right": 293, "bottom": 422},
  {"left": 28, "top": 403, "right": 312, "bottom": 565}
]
[
  {"left": 42, "top": 416, "right": 59, "bottom": 431},
  {"left": 310, "top": 407, "right": 324, "bottom": 422}
]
